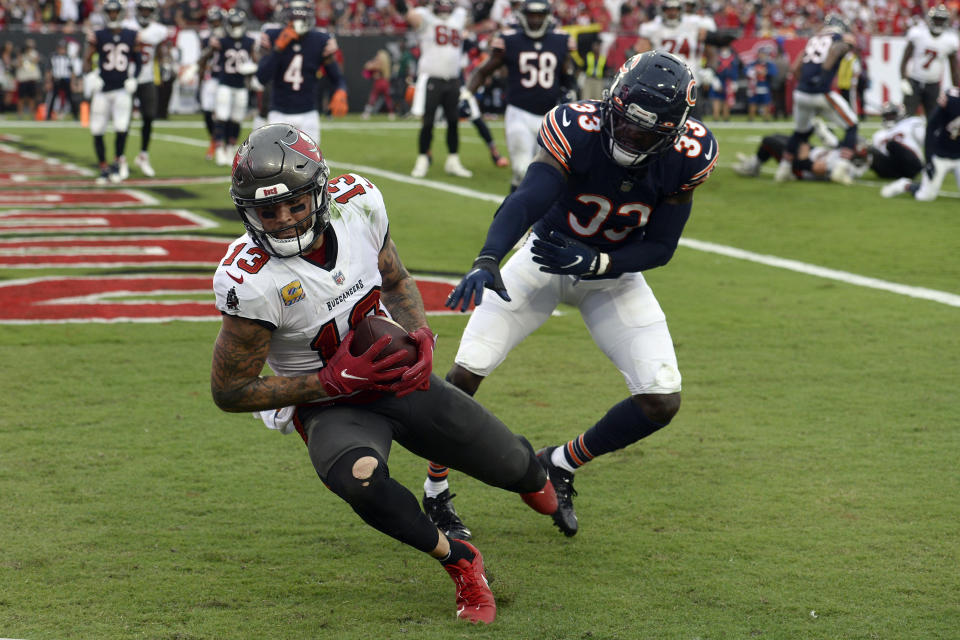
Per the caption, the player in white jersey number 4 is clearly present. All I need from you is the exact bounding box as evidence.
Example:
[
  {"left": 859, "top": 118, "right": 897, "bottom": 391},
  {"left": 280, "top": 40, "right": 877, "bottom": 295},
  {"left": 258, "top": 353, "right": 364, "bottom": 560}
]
[{"left": 210, "top": 124, "right": 560, "bottom": 625}]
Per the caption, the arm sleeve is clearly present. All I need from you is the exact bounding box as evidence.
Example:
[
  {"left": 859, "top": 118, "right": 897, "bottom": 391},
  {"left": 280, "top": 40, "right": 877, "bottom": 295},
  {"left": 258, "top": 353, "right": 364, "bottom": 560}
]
[
  {"left": 478, "top": 161, "right": 566, "bottom": 261},
  {"left": 606, "top": 199, "right": 692, "bottom": 274},
  {"left": 323, "top": 58, "right": 347, "bottom": 91},
  {"left": 925, "top": 106, "right": 943, "bottom": 162},
  {"left": 256, "top": 51, "right": 278, "bottom": 86}
]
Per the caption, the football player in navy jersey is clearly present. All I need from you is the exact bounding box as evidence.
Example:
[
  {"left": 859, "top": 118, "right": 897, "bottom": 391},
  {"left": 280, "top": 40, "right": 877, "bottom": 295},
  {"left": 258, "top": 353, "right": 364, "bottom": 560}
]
[
  {"left": 776, "top": 15, "right": 859, "bottom": 185},
  {"left": 465, "top": 0, "right": 576, "bottom": 190},
  {"left": 436, "top": 51, "right": 718, "bottom": 538},
  {"left": 882, "top": 87, "right": 960, "bottom": 202},
  {"left": 197, "top": 6, "right": 225, "bottom": 161},
  {"left": 83, "top": 0, "right": 141, "bottom": 184},
  {"left": 256, "top": 0, "right": 348, "bottom": 145},
  {"left": 205, "top": 8, "right": 258, "bottom": 166}
]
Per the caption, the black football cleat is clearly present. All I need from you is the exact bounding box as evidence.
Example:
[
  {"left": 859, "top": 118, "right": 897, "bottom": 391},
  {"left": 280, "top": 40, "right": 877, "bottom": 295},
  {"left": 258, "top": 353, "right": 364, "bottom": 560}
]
[
  {"left": 423, "top": 489, "right": 472, "bottom": 541},
  {"left": 537, "top": 447, "right": 578, "bottom": 536}
]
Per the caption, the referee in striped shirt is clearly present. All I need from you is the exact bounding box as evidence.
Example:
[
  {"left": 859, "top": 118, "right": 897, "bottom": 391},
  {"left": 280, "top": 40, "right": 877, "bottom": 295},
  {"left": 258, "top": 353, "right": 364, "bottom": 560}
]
[{"left": 46, "top": 41, "right": 78, "bottom": 121}]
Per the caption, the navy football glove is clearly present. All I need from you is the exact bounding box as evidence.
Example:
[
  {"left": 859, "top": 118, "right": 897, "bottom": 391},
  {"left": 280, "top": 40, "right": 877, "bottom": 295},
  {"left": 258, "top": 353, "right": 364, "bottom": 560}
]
[
  {"left": 445, "top": 255, "right": 511, "bottom": 312},
  {"left": 531, "top": 230, "right": 602, "bottom": 277}
]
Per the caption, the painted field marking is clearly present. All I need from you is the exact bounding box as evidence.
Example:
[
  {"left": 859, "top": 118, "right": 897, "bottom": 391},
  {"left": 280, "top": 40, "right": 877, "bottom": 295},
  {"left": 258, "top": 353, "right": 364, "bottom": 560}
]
[
  {"left": 0, "top": 235, "right": 232, "bottom": 268},
  {"left": 0, "top": 189, "right": 158, "bottom": 207},
  {"left": 0, "top": 274, "right": 458, "bottom": 323},
  {"left": 0, "top": 209, "right": 216, "bottom": 235},
  {"left": 0, "top": 128, "right": 955, "bottom": 310}
]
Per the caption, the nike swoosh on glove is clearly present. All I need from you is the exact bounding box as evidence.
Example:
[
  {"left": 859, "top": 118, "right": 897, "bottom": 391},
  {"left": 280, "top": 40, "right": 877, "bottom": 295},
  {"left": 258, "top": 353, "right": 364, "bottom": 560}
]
[
  {"left": 445, "top": 255, "right": 511, "bottom": 312},
  {"left": 317, "top": 331, "right": 410, "bottom": 397},
  {"left": 392, "top": 327, "right": 435, "bottom": 398},
  {"left": 530, "top": 230, "right": 600, "bottom": 276}
]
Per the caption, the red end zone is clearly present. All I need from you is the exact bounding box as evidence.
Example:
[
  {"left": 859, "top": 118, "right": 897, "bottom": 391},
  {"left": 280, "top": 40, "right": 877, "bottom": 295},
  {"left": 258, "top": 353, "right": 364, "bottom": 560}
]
[
  {"left": 0, "top": 189, "right": 158, "bottom": 208},
  {"left": 0, "top": 210, "right": 218, "bottom": 235},
  {"left": 0, "top": 236, "right": 232, "bottom": 268},
  {"left": 0, "top": 275, "right": 459, "bottom": 323}
]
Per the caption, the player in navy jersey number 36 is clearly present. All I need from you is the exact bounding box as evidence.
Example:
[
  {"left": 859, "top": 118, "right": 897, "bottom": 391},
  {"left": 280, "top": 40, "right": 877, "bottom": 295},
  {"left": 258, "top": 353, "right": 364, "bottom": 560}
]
[
  {"left": 442, "top": 51, "right": 717, "bottom": 538},
  {"left": 210, "top": 124, "right": 560, "bottom": 625}
]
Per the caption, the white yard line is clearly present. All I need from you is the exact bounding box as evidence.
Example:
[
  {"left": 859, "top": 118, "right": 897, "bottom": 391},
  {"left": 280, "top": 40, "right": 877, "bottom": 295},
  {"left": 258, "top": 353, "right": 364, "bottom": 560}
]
[
  {"left": 331, "top": 162, "right": 960, "bottom": 309},
  {"left": 4, "top": 121, "right": 957, "bottom": 308}
]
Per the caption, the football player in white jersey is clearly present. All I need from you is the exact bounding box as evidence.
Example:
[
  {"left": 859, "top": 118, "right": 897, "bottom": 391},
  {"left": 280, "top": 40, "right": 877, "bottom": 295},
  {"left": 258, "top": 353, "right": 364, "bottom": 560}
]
[
  {"left": 211, "top": 124, "right": 559, "bottom": 625},
  {"left": 882, "top": 87, "right": 960, "bottom": 201},
  {"left": 395, "top": 0, "right": 474, "bottom": 178},
  {"left": 868, "top": 102, "right": 925, "bottom": 180},
  {"left": 125, "top": 0, "right": 169, "bottom": 177},
  {"left": 899, "top": 4, "right": 959, "bottom": 116},
  {"left": 680, "top": 0, "right": 716, "bottom": 115},
  {"left": 636, "top": 0, "right": 705, "bottom": 73},
  {"left": 197, "top": 6, "right": 225, "bottom": 161},
  {"left": 733, "top": 132, "right": 869, "bottom": 182}
]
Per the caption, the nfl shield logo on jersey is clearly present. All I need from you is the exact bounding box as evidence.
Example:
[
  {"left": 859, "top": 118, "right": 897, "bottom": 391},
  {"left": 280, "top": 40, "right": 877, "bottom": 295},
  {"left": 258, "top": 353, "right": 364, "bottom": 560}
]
[{"left": 332, "top": 270, "right": 346, "bottom": 286}]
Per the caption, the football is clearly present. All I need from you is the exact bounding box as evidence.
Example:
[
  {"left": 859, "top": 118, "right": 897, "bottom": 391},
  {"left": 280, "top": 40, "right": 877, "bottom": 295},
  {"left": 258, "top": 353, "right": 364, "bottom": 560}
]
[{"left": 350, "top": 315, "right": 417, "bottom": 366}]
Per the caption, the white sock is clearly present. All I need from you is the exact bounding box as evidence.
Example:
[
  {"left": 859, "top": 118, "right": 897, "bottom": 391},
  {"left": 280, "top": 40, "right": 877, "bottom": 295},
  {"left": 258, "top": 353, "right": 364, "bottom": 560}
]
[
  {"left": 551, "top": 447, "right": 577, "bottom": 473},
  {"left": 424, "top": 478, "right": 449, "bottom": 498}
]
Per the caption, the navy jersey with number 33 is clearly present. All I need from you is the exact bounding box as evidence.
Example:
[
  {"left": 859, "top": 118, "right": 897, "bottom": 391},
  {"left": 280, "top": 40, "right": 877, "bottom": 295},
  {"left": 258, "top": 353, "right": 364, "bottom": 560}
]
[{"left": 534, "top": 100, "right": 718, "bottom": 254}]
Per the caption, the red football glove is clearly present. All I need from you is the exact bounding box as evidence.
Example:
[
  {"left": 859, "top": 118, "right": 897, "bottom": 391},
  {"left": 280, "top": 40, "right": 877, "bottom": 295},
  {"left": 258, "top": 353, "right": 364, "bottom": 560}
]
[
  {"left": 274, "top": 24, "right": 299, "bottom": 52},
  {"left": 329, "top": 88, "right": 348, "bottom": 117},
  {"left": 317, "top": 332, "right": 409, "bottom": 397},
  {"left": 392, "top": 327, "right": 435, "bottom": 398}
]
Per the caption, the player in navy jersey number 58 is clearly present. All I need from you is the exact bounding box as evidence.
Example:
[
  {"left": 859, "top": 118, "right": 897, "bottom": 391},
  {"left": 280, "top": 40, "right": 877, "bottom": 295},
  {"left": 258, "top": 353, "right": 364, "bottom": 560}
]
[{"left": 437, "top": 51, "right": 718, "bottom": 539}]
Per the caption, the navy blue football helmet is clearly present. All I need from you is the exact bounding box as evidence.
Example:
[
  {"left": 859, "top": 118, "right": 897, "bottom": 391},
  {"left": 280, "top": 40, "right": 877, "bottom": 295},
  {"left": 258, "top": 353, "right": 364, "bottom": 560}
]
[
  {"left": 518, "top": 0, "right": 552, "bottom": 39},
  {"left": 600, "top": 51, "right": 696, "bottom": 168},
  {"left": 226, "top": 8, "right": 246, "bottom": 39},
  {"left": 285, "top": 0, "right": 315, "bottom": 34},
  {"left": 103, "top": 0, "right": 125, "bottom": 29}
]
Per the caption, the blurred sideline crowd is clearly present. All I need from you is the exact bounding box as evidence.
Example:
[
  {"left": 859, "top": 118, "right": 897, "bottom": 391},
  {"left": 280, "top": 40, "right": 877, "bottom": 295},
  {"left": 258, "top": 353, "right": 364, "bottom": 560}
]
[
  {"left": 3, "top": 0, "right": 960, "bottom": 35},
  {"left": 1, "top": 0, "right": 958, "bottom": 120}
]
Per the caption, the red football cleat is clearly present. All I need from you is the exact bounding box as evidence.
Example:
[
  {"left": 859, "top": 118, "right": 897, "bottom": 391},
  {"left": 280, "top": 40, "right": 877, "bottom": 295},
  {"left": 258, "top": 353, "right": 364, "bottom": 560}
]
[
  {"left": 443, "top": 541, "right": 496, "bottom": 624},
  {"left": 520, "top": 476, "right": 558, "bottom": 515},
  {"left": 205, "top": 139, "right": 216, "bottom": 161}
]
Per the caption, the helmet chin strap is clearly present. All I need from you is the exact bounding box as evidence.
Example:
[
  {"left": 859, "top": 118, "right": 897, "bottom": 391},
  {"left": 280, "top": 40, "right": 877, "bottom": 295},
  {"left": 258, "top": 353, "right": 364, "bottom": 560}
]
[
  {"left": 268, "top": 227, "right": 315, "bottom": 257},
  {"left": 610, "top": 143, "right": 648, "bottom": 167}
]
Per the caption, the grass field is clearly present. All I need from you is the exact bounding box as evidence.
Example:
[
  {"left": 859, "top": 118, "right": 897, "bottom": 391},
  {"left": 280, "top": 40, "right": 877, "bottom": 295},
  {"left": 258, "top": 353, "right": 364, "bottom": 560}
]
[{"left": 0, "top": 112, "right": 958, "bottom": 640}]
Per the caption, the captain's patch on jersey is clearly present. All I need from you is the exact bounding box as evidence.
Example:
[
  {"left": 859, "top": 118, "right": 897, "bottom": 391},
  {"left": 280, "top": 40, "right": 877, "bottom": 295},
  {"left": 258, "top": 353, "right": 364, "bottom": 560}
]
[{"left": 281, "top": 280, "right": 305, "bottom": 306}]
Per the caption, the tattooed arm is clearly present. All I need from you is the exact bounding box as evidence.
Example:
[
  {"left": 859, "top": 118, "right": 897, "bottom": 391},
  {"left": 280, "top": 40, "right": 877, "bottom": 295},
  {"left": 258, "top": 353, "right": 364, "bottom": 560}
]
[
  {"left": 210, "top": 315, "right": 329, "bottom": 412},
  {"left": 378, "top": 232, "right": 429, "bottom": 332}
]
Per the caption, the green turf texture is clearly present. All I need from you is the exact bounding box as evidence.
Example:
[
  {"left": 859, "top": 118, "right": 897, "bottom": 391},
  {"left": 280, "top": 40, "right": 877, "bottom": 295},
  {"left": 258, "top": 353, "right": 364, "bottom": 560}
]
[{"left": 0, "top": 115, "right": 957, "bottom": 639}]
